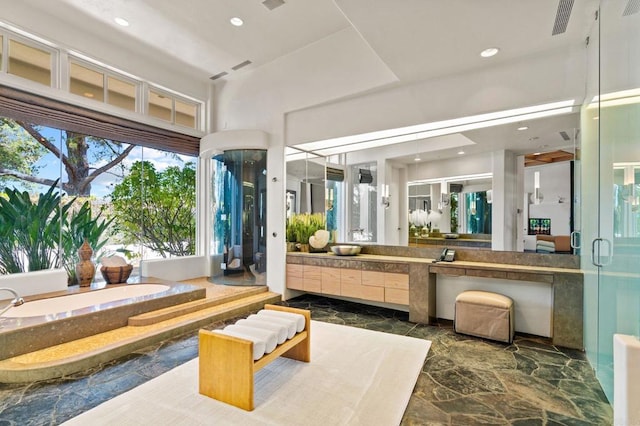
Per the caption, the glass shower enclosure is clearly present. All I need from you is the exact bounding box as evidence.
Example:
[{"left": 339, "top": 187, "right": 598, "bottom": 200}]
[{"left": 209, "top": 149, "right": 267, "bottom": 285}]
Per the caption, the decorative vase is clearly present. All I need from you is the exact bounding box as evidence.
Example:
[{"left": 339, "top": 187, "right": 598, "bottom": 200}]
[{"left": 76, "top": 239, "right": 95, "bottom": 287}]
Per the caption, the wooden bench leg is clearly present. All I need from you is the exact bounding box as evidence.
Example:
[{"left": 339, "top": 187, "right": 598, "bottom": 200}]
[{"left": 199, "top": 330, "right": 256, "bottom": 411}]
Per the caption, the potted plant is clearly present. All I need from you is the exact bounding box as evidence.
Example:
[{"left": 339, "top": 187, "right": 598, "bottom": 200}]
[{"left": 288, "top": 213, "right": 325, "bottom": 252}]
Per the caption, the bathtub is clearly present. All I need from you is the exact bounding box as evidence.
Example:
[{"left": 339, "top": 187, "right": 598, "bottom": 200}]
[
  {"left": 0, "top": 281, "right": 206, "bottom": 360},
  {"left": 2, "top": 284, "right": 170, "bottom": 318}
]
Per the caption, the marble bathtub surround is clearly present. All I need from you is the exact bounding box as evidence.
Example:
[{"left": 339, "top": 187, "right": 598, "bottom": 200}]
[{"left": 0, "top": 280, "right": 205, "bottom": 359}]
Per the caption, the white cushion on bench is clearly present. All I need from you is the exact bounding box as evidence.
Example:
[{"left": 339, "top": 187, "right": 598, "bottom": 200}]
[
  {"left": 257, "top": 309, "right": 306, "bottom": 333},
  {"left": 211, "top": 329, "right": 266, "bottom": 360},
  {"left": 248, "top": 314, "right": 297, "bottom": 339},
  {"left": 224, "top": 324, "right": 278, "bottom": 354},
  {"left": 236, "top": 318, "right": 288, "bottom": 344}
]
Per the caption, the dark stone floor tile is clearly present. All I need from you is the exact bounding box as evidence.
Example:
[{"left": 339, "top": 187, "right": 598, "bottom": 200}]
[
  {"left": 516, "top": 347, "right": 571, "bottom": 366},
  {"left": 473, "top": 393, "right": 542, "bottom": 421},
  {"left": 401, "top": 395, "right": 451, "bottom": 425},
  {"left": 511, "top": 418, "right": 545, "bottom": 426},
  {"left": 569, "top": 396, "right": 613, "bottom": 424},
  {"left": 430, "top": 366, "right": 504, "bottom": 396},
  {"left": 496, "top": 370, "right": 582, "bottom": 419},
  {"left": 513, "top": 352, "right": 540, "bottom": 375},
  {"left": 432, "top": 395, "right": 501, "bottom": 419},
  {"left": 545, "top": 410, "right": 604, "bottom": 425}
]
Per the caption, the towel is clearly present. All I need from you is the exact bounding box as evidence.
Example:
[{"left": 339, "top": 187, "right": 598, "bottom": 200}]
[
  {"left": 249, "top": 314, "right": 296, "bottom": 339},
  {"left": 224, "top": 324, "right": 278, "bottom": 353},
  {"left": 211, "top": 329, "right": 266, "bottom": 360},
  {"left": 258, "top": 309, "right": 306, "bottom": 333},
  {"left": 236, "top": 318, "right": 288, "bottom": 344}
]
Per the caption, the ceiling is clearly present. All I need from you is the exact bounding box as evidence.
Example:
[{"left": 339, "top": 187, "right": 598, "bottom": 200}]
[{"left": 7, "top": 0, "right": 604, "bottom": 161}]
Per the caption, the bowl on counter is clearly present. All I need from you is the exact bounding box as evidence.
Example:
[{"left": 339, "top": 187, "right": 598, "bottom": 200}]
[{"left": 330, "top": 245, "right": 362, "bottom": 256}]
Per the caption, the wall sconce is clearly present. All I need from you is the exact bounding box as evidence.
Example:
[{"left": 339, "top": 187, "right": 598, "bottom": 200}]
[
  {"left": 534, "top": 171, "right": 543, "bottom": 204},
  {"left": 381, "top": 185, "right": 390, "bottom": 209}
]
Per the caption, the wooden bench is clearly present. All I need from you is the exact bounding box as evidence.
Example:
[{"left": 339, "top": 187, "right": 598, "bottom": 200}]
[{"left": 198, "top": 304, "right": 311, "bottom": 411}]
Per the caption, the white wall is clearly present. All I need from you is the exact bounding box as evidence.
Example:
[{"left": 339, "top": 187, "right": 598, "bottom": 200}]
[{"left": 525, "top": 162, "right": 572, "bottom": 235}]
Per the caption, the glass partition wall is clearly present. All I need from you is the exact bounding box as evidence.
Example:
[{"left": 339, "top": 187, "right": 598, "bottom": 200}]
[
  {"left": 582, "top": 0, "right": 640, "bottom": 404},
  {"left": 209, "top": 150, "right": 267, "bottom": 286}
]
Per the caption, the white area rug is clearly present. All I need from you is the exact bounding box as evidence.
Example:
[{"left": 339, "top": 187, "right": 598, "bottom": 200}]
[{"left": 63, "top": 321, "right": 431, "bottom": 426}]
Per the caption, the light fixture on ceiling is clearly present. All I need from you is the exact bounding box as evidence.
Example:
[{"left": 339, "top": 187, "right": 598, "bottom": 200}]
[
  {"left": 230, "top": 17, "right": 244, "bottom": 26},
  {"left": 291, "top": 99, "right": 577, "bottom": 157},
  {"left": 414, "top": 154, "right": 421, "bottom": 161},
  {"left": 83, "top": 92, "right": 94, "bottom": 98},
  {"left": 457, "top": 150, "right": 465, "bottom": 155},
  {"left": 114, "top": 17, "right": 130, "bottom": 27},
  {"left": 480, "top": 47, "right": 499, "bottom": 58},
  {"left": 517, "top": 125, "right": 529, "bottom": 131}
]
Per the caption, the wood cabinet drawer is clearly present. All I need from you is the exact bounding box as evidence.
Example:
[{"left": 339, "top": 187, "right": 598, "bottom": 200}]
[
  {"left": 286, "top": 274, "right": 304, "bottom": 290},
  {"left": 385, "top": 288, "right": 409, "bottom": 305},
  {"left": 286, "top": 264, "right": 303, "bottom": 278},
  {"left": 341, "top": 268, "right": 362, "bottom": 285},
  {"left": 303, "top": 265, "right": 322, "bottom": 281},
  {"left": 303, "top": 278, "right": 322, "bottom": 293},
  {"left": 322, "top": 267, "right": 341, "bottom": 295},
  {"left": 362, "top": 270, "right": 385, "bottom": 287},
  {"left": 384, "top": 272, "right": 409, "bottom": 290}
]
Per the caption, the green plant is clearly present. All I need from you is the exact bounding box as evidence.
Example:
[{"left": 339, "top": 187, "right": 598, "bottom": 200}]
[
  {"left": 285, "top": 218, "right": 298, "bottom": 243},
  {"left": 0, "top": 181, "right": 71, "bottom": 274},
  {"left": 288, "top": 213, "right": 325, "bottom": 244}
]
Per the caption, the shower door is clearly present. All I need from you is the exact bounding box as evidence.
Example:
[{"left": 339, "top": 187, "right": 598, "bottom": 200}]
[{"left": 210, "top": 149, "right": 267, "bottom": 286}]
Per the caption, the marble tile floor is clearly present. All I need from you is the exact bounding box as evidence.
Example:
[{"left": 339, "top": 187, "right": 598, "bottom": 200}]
[{"left": 0, "top": 294, "right": 612, "bottom": 426}]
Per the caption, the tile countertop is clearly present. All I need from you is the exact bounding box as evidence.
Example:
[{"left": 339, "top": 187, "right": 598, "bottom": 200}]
[{"left": 286, "top": 251, "right": 583, "bottom": 275}]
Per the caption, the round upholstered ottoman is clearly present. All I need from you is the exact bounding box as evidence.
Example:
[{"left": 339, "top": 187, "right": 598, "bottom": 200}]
[{"left": 454, "top": 290, "right": 514, "bottom": 343}]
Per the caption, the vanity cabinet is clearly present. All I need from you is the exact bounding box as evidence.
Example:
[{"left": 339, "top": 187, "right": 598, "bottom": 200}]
[
  {"left": 286, "top": 264, "right": 304, "bottom": 290},
  {"left": 286, "top": 256, "right": 409, "bottom": 306},
  {"left": 361, "top": 271, "right": 409, "bottom": 305}
]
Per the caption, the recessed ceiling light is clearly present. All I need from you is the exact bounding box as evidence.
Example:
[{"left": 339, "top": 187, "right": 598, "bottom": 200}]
[
  {"left": 593, "top": 116, "right": 599, "bottom": 120},
  {"left": 114, "top": 17, "right": 130, "bottom": 27},
  {"left": 480, "top": 47, "right": 499, "bottom": 58},
  {"left": 414, "top": 155, "right": 421, "bottom": 162},
  {"left": 517, "top": 126, "right": 529, "bottom": 131},
  {"left": 83, "top": 92, "right": 94, "bottom": 98},
  {"left": 230, "top": 17, "right": 244, "bottom": 26},
  {"left": 533, "top": 152, "right": 541, "bottom": 155},
  {"left": 457, "top": 150, "right": 465, "bottom": 155}
]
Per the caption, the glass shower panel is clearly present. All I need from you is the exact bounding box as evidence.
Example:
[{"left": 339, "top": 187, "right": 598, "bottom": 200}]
[
  {"left": 210, "top": 149, "right": 267, "bottom": 286},
  {"left": 587, "top": 0, "right": 640, "bottom": 403}
]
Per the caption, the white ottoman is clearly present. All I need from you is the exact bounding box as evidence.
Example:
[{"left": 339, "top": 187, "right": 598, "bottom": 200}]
[{"left": 454, "top": 290, "right": 514, "bottom": 343}]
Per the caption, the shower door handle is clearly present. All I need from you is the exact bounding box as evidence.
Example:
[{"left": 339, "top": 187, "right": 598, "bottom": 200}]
[{"left": 591, "top": 238, "right": 613, "bottom": 267}]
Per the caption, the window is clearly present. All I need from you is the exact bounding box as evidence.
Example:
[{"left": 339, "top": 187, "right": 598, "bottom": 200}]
[
  {"left": 8, "top": 39, "right": 52, "bottom": 86},
  {"left": 70, "top": 62, "right": 104, "bottom": 101},
  {"left": 175, "top": 99, "right": 197, "bottom": 128},
  {"left": 0, "top": 27, "right": 203, "bottom": 131},
  {"left": 148, "top": 88, "right": 199, "bottom": 129},
  {"left": 107, "top": 76, "right": 136, "bottom": 111},
  {"left": 0, "top": 114, "right": 197, "bottom": 282}
]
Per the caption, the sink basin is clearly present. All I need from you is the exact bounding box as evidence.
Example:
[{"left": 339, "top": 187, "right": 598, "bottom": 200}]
[{"left": 331, "top": 245, "right": 361, "bottom": 256}]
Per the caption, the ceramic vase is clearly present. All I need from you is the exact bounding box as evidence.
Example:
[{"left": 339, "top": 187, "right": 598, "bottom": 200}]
[{"left": 76, "top": 239, "right": 95, "bottom": 287}]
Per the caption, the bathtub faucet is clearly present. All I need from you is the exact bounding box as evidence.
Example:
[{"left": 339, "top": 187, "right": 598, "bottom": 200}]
[{"left": 0, "top": 288, "right": 25, "bottom": 316}]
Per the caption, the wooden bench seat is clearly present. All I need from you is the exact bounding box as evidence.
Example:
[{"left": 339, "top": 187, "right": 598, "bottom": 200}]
[{"left": 198, "top": 304, "right": 311, "bottom": 411}]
